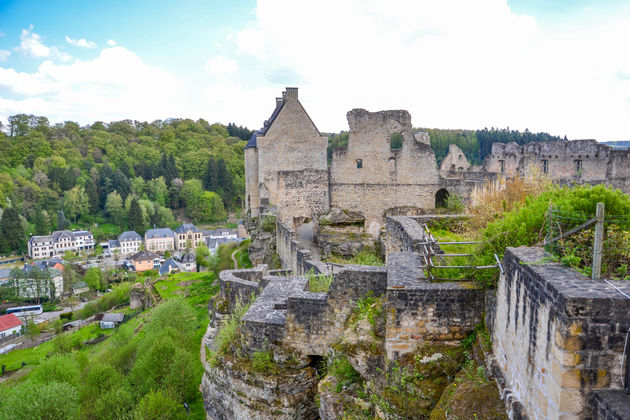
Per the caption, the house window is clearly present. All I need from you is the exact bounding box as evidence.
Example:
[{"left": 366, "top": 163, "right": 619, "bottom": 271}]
[
  {"left": 356, "top": 159, "right": 363, "bottom": 169},
  {"left": 499, "top": 160, "right": 505, "bottom": 173},
  {"left": 542, "top": 160, "right": 548, "bottom": 174},
  {"left": 575, "top": 160, "right": 582, "bottom": 173}
]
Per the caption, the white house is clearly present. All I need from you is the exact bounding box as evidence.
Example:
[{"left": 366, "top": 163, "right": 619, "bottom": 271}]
[{"left": 0, "top": 314, "right": 23, "bottom": 338}]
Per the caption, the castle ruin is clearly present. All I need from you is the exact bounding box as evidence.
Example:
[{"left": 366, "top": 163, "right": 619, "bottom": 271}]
[{"left": 244, "top": 88, "right": 630, "bottom": 233}]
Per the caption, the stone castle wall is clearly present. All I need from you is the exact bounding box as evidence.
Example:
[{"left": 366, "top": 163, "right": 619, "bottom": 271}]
[
  {"left": 330, "top": 109, "right": 441, "bottom": 233},
  {"left": 492, "top": 247, "right": 630, "bottom": 419},
  {"left": 276, "top": 169, "right": 329, "bottom": 225},
  {"left": 484, "top": 140, "right": 630, "bottom": 195}
]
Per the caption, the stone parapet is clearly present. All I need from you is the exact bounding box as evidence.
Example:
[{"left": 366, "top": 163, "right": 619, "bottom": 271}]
[{"left": 493, "top": 246, "right": 630, "bottom": 419}]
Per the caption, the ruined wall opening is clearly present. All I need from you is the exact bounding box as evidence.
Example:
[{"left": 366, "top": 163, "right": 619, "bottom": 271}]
[
  {"left": 435, "top": 188, "right": 449, "bottom": 208},
  {"left": 390, "top": 133, "right": 403, "bottom": 150}
]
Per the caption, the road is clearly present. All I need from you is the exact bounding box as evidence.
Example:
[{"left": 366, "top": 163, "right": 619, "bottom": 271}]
[{"left": 231, "top": 248, "right": 239, "bottom": 269}]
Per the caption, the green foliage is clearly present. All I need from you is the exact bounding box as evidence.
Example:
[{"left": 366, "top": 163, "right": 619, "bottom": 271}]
[
  {"left": 260, "top": 215, "right": 276, "bottom": 232},
  {"left": 28, "top": 354, "right": 80, "bottom": 386},
  {"left": 328, "top": 353, "right": 362, "bottom": 393},
  {"left": 474, "top": 184, "right": 630, "bottom": 287},
  {"left": 251, "top": 350, "right": 275, "bottom": 374},
  {"left": 209, "top": 299, "right": 252, "bottom": 365},
  {"left": 307, "top": 269, "right": 334, "bottom": 292},
  {"left": 355, "top": 292, "right": 384, "bottom": 330},
  {"left": 73, "top": 282, "right": 131, "bottom": 320},
  {"left": 446, "top": 194, "right": 465, "bottom": 214},
  {"left": 0, "top": 380, "right": 80, "bottom": 420},
  {"left": 134, "top": 390, "right": 183, "bottom": 420},
  {"left": 390, "top": 133, "right": 403, "bottom": 149}
]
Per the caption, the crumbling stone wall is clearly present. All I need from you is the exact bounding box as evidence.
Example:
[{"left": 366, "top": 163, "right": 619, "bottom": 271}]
[
  {"left": 492, "top": 247, "right": 630, "bottom": 419},
  {"left": 439, "top": 144, "right": 471, "bottom": 174},
  {"left": 276, "top": 169, "right": 329, "bottom": 225},
  {"left": 484, "top": 140, "right": 630, "bottom": 195},
  {"left": 330, "top": 109, "right": 441, "bottom": 234}
]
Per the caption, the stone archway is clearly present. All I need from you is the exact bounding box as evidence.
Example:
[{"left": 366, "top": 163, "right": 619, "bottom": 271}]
[{"left": 435, "top": 188, "right": 449, "bottom": 208}]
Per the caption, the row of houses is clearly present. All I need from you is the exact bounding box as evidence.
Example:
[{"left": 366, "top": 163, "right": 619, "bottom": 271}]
[
  {"left": 28, "top": 224, "right": 242, "bottom": 260},
  {"left": 103, "top": 224, "right": 240, "bottom": 256},
  {"left": 28, "top": 230, "right": 95, "bottom": 260}
]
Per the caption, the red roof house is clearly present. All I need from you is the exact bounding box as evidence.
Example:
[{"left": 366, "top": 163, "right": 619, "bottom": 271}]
[{"left": 0, "top": 313, "right": 23, "bottom": 336}]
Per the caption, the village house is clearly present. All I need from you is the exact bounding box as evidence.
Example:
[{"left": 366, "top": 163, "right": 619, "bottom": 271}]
[
  {"left": 71, "top": 281, "right": 89, "bottom": 295},
  {"left": 175, "top": 224, "right": 204, "bottom": 250},
  {"left": 129, "top": 251, "right": 160, "bottom": 272},
  {"left": 99, "top": 313, "right": 125, "bottom": 329},
  {"left": 159, "top": 258, "right": 184, "bottom": 276},
  {"left": 181, "top": 253, "right": 196, "bottom": 271},
  {"left": 8, "top": 265, "right": 64, "bottom": 300},
  {"left": 0, "top": 314, "right": 22, "bottom": 339},
  {"left": 144, "top": 228, "right": 175, "bottom": 253},
  {"left": 118, "top": 231, "right": 143, "bottom": 255},
  {"left": 28, "top": 229, "right": 95, "bottom": 260}
]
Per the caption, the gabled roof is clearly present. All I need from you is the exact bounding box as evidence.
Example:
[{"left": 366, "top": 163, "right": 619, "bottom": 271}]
[
  {"left": 130, "top": 250, "right": 160, "bottom": 262},
  {"left": 72, "top": 281, "right": 89, "bottom": 290},
  {"left": 0, "top": 314, "right": 22, "bottom": 331},
  {"left": 52, "top": 230, "right": 75, "bottom": 241},
  {"left": 108, "top": 239, "right": 121, "bottom": 248},
  {"left": 175, "top": 224, "right": 200, "bottom": 234},
  {"left": 101, "top": 313, "right": 124, "bottom": 323},
  {"left": 145, "top": 228, "right": 174, "bottom": 239},
  {"left": 159, "top": 258, "right": 183, "bottom": 276},
  {"left": 182, "top": 253, "right": 195, "bottom": 263},
  {"left": 119, "top": 231, "right": 142, "bottom": 242}
]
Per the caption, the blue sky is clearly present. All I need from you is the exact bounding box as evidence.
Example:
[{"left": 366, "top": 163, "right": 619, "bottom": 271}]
[{"left": 0, "top": 0, "right": 629, "bottom": 140}]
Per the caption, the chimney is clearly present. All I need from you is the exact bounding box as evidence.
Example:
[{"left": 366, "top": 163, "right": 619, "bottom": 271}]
[
  {"left": 275, "top": 97, "right": 283, "bottom": 109},
  {"left": 285, "top": 87, "right": 298, "bottom": 101}
]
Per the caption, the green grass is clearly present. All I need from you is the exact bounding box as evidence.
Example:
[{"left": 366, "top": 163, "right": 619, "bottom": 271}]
[
  {"left": 429, "top": 229, "right": 478, "bottom": 280},
  {"left": 91, "top": 223, "right": 122, "bottom": 241}
]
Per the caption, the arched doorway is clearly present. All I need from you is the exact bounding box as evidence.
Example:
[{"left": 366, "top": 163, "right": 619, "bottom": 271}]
[{"left": 435, "top": 188, "right": 449, "bottom": 208}]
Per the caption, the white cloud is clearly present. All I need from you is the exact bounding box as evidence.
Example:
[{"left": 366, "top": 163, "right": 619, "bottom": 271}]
[
  {"left": 0, "top": 50, "right": 10, "bottom": 62},
  {"left": 205, "top": 56, "right": 239, "bottom": 78},
  {"left": 15, "top": 25, "right": 71, "bottom": 61},
  {"left": 229, "top": 0, "right": 630, "bottom": 141},
  {"left": 1, "top": 2, "right": 629, "bottom": 142},
  {"left": 0, "top": 47, "right": 192, "bottom": 123},
  {"left": 65, "top": 36, "right": 97, "bottom": 48},
  {"left": 107, "top": 40, "right": 116, "bottom": 46}
]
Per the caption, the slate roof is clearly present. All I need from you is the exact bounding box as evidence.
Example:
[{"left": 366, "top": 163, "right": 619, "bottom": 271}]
[
  {"left": 52, "top": 230, "right": 75, "bottom": 241},
  {"left": 182, "top": 253, "right": 195, "bottom": 263},
  {"left": 175, "top": 224, "right": 200, "bottom": 234},
  {"left": 29, "top": 235, "right": 53, "bottom": 245},
  {"left": 101, "top": 313, "right": 124, "bottom": 323},
  {"left": 118, "top": 231, "right": 142, "bottom": 242},
  {"left": 245, "top": 99, "right": 285, "bottom": 149},
  {"left": 159, "top": 258, "right": 183, "bottom": 276},
  {"left": 145, "top": 228, "right": 174, "bottom": 239},
  {"left": 73, "top": 230, "right": 92, "bottom": 237},
  {"left": 0, "top": 314, "right": 22, "bottom": 332},
  {"left": 72, "top": 281, "right": 89, "bottom": 290},
  {"left": 130, "top": 251, "right": 160, "bottom": 262},
  {"left": 108, "top": 239, "right": 121, "bottom": 248},
  {"left": 0, "top": 268, "right": 13, "bottom": 280}
]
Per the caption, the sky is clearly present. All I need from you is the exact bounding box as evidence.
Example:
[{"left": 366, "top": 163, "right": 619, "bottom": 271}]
[{"left": 0, "top": 0, "right": 629, "bottom": 140}]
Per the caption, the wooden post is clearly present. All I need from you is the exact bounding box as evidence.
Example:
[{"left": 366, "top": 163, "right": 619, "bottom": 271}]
[{"left": 592, "top": 202, "right": 605, "bottom": 281}]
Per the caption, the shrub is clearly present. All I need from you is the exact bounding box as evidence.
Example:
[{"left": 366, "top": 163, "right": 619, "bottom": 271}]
[
  {"left": 29, "top": 354, "right": 80, "bottom": 386},
  {"left": 209, "top": 300, "right": 252, "bottom": 364},
  {"left": 308, "top": 269, "right": 334, "bottom": 292},
  {"left": 446, "top": 194, "right": 465, "bottom": 214},
  {"left": 134, "top": 390, "right": 182, "bottom": 420},
  {"left": 1, "top": 380, "right": 80, "bottom": 420},
  {"left": 260, "top": 215, "right": 276, "bottom": 232},
  {"left": 252, "top": 350, "right": 275, "bottom": 374},
  {"left": 328, "top": 353, "right": 361, "bottom": 393}
]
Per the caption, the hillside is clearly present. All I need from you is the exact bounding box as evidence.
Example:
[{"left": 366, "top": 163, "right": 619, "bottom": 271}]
[{"left": 0, "top": 115, "right": 253, "bottom": 254}]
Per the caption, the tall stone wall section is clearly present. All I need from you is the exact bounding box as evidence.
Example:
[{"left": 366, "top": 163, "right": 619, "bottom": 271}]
[
  {"left": 484, "top": 140, "right": 630, "bottom": 195},
  {"left": 492, "top": 247, "right": 630, "bottom": 419},
  {"left": 276, "top": 220, "right": 321, "bottom": 274},
  {"left": 276, "top": 169, "right": 329, "bottom": 225},
  {"left": 385, "top": 252, "right": 485, "bottom": 359},
  {"left": 330, "top": 109, "right": 441, "bottom": 234}
]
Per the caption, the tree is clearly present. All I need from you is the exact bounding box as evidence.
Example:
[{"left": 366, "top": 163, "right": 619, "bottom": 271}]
[
  {"left": 146, "top": 177, "right": 168, "bottom": 206},
  {"left": 62, "top": 264, "right": 78, "bottom": 294},
  {"left": 203, "top": 156, "right": 219, "bottom": 191},
  {"left": 217, "top": 158, "right": 234, "bottom": 208},
  {"left": 63, "top": 185, "right": 89, "bottom": 222},
  {"left": 127, "top": 197, "right": 144, "bottom": 234},
  {"left": 33, "top": 209, "right": 49, "bottom": 235},
  {"left": 105, "top": 191, "right": 125, "bottom": 225},
  {"left": 195, "top": 191, "right": 226, "bottom": 222},
  {"left": 57, "top": 210, "right": 69, "bottom": 231},
  {"left": 84, "top": 178, "right": 99, "bottom": 213},
  {"left": 84, "top": 267, "right": 104, "bottom": 291},
  {"left": 1, "top": 207, "right": 24, "bottom": 253}
]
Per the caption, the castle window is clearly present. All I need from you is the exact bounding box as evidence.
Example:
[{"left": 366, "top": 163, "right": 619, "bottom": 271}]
[
  {"left": 542, "top": 160, "right": 548, "bottom": 174},
  {"left": 390, "top": 133, "right": 403, "bottom": 150},
  {"left": 575, "top": 159, "right": 582, "bottom": 173},
  {"left": 499, "top": 160, "right": 505, "bottom": 173},
  {"left": 356, "top": 159, "right": 363, "bottom": 169}
]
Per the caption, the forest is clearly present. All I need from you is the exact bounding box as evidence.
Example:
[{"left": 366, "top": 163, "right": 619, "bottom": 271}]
[{"left": 0, "top": 115, "right": 253, "bottom": 254}]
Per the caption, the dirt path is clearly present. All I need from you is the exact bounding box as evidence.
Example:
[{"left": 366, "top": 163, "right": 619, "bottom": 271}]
[{"left": 231, "top": 248, "right": 239, "bottom": 269}]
